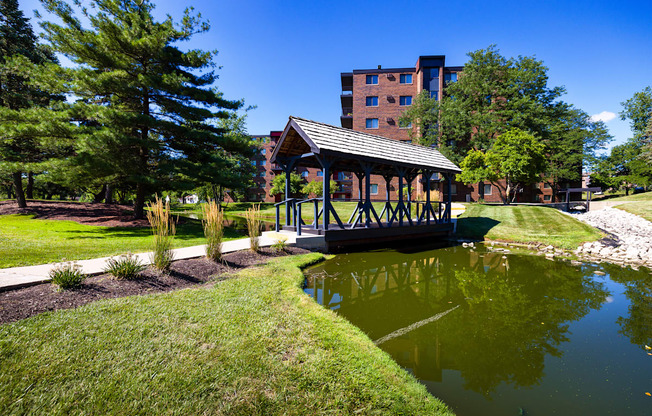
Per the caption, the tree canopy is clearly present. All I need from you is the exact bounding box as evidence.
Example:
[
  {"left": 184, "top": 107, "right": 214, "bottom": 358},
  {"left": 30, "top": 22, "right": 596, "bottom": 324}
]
[
  {"left": 0, "top": 0, "right": 63, "bottom": 207},
  {"left": 28, "top": 0, "right": 254, "bottom": 218},
  {"left": 400, "top": 45, "right": 611, "bottom": 189},
  {"left": 457, "top": 129, "right": 546, "bottom": 203}
]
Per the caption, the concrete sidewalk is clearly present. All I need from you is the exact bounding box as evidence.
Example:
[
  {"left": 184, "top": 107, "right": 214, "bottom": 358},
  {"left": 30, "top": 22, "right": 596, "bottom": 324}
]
[{"left": 0, "top": 231, "right": 297, "bottom": 292}]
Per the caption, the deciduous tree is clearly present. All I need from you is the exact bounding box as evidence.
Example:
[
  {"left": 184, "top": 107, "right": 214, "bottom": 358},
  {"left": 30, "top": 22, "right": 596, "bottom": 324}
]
[{"left": 457, "top": 129, "right": 546, "bottom": 203}]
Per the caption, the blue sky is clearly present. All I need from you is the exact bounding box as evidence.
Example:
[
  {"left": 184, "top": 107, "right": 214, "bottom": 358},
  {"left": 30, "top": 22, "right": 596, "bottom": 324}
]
[{"left": 19, "top": 0, "right": 652, "bottom": 151}]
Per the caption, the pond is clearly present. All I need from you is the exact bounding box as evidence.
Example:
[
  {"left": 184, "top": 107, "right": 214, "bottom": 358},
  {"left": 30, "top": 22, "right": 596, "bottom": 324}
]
[{"left": 303, "top": 244, "right": 651, "bottom": 416}]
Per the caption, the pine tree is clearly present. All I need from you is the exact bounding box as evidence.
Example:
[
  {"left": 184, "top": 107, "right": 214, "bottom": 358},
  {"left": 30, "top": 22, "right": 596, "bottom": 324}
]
[
  {"left": 0, "top": 0, "right": 61, "bottom": 207},
  {"left": 38, "top": 0, "right": 253, "bottom": 218}
]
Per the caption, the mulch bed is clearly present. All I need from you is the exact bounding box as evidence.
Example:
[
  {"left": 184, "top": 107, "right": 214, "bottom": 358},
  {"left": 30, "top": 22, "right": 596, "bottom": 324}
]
[
  {"left": 0, "top": 246, "right": 310, "bottom": 325},
  {"left": 0, "top": 200, "right": 148, "bottom": 227}
]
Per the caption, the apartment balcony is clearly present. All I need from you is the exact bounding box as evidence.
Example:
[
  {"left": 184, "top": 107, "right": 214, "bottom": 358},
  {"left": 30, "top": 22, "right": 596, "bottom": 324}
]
[
  {"left": 340, "top": 114, "right": 352, "bottom": 129},
  {"left": 340, "top": 93, "right": 352, "bottom": 110},
  {"left": 341, "top": 72, "right": 353, "bottom": 92}
]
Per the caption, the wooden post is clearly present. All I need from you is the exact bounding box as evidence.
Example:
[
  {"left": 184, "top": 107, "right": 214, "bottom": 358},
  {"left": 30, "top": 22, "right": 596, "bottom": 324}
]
[
  {"left": 284, "top": 164, "right": 292, "bottom": 226},
  {"left": 398, "top": 171, "right": 404, "bottom": 227},
  {"left": 446, "top": 173, "right": 452, "bottom": 223},
  {"left": 385, "top": 176, "right": 392, "bottom": 225},
  {"left": 323, "top": 159, "right": 331, "bottom": 231},
  {"left": 425, "top": 170, "right": 431, "bottom": 225},
  {"left": 364, "top": 165, "right": 373, "bottom": 228}
]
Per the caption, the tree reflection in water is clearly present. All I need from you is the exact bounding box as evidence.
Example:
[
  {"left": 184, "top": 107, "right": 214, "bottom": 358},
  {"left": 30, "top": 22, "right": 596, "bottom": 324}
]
[{"left": 304, "top": 246, "right": 610, "bottom": 396}]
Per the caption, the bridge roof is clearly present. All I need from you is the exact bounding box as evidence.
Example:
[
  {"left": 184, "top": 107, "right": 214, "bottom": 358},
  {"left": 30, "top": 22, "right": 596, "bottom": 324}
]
[{"left": 270, "top": 116, "right": 461, "bottom": 175}]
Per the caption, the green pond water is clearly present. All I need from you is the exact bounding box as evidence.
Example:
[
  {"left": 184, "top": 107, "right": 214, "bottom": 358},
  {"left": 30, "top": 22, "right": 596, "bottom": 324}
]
[{"left": 303, "top": 244, "right": 651, "bottom": 416}]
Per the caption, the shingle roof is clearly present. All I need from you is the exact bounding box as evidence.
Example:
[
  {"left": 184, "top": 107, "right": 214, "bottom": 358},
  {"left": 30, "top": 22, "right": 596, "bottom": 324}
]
[{"left": 282, "top": 116, "right": 461, "bottom": 173}]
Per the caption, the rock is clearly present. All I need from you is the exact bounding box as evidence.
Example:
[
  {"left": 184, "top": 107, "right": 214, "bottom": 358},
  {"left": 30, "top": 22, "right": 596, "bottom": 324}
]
[{"left": 594, "top": 270, "right": 606, "bottom": 276}]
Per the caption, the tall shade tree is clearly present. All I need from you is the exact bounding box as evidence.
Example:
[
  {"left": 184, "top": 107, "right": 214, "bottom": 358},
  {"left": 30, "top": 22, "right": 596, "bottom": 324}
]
[
  {"left": 38, "top": 0, "right": 253, "bottom": 218},
  {"left": 400, "top": 45, "right": 611, "bottom": 187},
  {"left": 620, "top": 86, "right": 652, "bottom": 144},
  {"left": 0, "top": 0, "right": 61, "bottom": 207},
  {"left": 457, "top": 129, "right": 546, "bottom": 204}
]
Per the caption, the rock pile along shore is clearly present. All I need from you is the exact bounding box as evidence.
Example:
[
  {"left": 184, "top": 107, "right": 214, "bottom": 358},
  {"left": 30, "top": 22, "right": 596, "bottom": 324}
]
[{"left": 573, "top": 207, "right": 652, "bottom": 267}]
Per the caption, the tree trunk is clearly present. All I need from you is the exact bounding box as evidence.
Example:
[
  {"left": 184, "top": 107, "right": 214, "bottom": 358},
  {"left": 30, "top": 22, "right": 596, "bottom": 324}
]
[
  {"left": 12, "top": 171, "right": 27, "bottom": 208},
  {"left": 104, "top": 184, "right": 113, "bottom": 204},
  {"left": 625, "top": 185, "right": 630, "bottom": 196},
  {"left": 93, "top": 185, "right": 106, "bottom": 203},
  {"left": 5, "top": 184, "right": 14, "bottom": 199},
  {"left": 26, "top": 171, "right": 34, "bottom": 199},
  {"left": 134, "top": 182, "right": 146, "bottom": 219}
]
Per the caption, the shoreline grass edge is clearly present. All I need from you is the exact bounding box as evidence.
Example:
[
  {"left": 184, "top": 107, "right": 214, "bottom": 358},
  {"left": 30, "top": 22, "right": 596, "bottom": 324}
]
[{"left": 0, "top": 253, "right": 454, "bottom": 415}]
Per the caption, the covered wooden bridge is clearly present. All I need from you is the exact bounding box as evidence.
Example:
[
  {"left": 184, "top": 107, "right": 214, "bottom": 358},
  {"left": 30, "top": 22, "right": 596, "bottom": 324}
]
[{"left": 270, "top": 117, "right": 462, "bottom": 251}]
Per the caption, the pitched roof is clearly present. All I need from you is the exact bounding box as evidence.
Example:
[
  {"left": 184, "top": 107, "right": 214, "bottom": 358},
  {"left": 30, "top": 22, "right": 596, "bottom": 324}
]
[{"left": 272, "top": 116, "right": 461, "bottom": 174}]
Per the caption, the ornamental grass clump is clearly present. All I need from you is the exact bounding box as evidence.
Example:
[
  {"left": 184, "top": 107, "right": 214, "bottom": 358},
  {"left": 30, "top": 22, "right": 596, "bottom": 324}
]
[
  {"left": 271, "top": 235, "right": 288, "bottom": 253},
  {"left": 104, "top": 253, "right": 147, "bottom": 280},
  {"left": 146, "top": 196, "right": 176, "bottom": 271},
  {"left": 244, "top": 204, "right": 261, "bottom": 252},
  {"left": 49, "top": 261, "right": 84, "bottom": 290},
  {"left": 201, "top": 200, "right": 225, "bottom": 261}
]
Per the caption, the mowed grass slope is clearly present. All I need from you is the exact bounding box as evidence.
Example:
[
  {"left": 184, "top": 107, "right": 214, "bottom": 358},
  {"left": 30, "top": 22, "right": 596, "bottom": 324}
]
[
  {"left": 615, "top": 202, "right": 652, "bottom": 222},
  {"left": 0, "top": 254, "right": 453, "bottom": 416},
  {"left": 0, "top": 214, "right": 242, "bottom": 268},
  {"left": 456, "top": 204, "right": 602, "bottom": 249}
]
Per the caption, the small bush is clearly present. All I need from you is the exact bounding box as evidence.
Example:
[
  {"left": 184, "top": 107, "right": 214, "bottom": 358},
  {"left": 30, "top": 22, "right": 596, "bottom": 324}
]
[
  {"left": 146, "top": 196, "right": 176, "bottom": 271},
  {"left": 271, "top": 235, "right": 289, "bottom": 253},
  {"left": 244, "top": 204, "right": 261, "bottom": 252},
  {"left": 49, "top": 261, "right": 84, "bottom": 290},
  {"left": 201, "top": 200, "right": 225, "bottom": 261},
  {"left": 104, "top": 253, "right": 147, "bottom": 280}
]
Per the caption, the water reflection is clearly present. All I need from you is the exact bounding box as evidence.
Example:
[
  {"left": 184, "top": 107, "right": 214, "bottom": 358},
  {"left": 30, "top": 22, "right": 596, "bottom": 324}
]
[{"left": 304, "top": 246, "right": 651, "bottom": 415}]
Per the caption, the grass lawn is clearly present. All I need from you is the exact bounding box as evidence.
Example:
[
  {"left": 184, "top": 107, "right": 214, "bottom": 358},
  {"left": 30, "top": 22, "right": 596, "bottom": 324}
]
[
  {"left": 615, "top": 202, "right": 652, "bottom": 222},
  {"left": 0, "top": 254, "right": 453, "bottom": 415},
  {"left": 0, "top": 214, "right": 243, "bottom": 268},
  {"left": 456, "top": 204, "right": 603, "bottom": 249},
  {"left": 222, "top": 200, "right": 389, "bottom": 224}
]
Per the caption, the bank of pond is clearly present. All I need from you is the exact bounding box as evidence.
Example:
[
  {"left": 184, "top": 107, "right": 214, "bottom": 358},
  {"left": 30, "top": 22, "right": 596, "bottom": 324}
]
[{"left": 304, "top": 243, "right": 651, "bottom": 416}]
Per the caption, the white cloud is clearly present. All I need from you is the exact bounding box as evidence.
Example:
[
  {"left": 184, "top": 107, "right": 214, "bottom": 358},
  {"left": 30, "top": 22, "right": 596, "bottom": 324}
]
[{"left": 590, "top": 111, "right": 617, "bottom": 123}]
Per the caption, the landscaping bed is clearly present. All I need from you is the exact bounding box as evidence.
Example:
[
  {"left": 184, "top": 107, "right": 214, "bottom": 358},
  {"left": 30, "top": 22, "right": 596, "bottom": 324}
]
[
  {"left": 0, "top": 246, "right": 309, "bottom": 325},
  {"left": 0, "top": 200, "right": 147, "bottom": 227}
]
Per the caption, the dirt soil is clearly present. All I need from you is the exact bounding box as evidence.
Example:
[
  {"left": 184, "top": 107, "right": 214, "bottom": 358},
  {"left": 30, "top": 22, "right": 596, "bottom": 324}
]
[
  {"left": 0, "top": 246, "right": 310, "bottom": 325},
  {"left": 0, "top": 200, "right": 148, "bottom": 227}
]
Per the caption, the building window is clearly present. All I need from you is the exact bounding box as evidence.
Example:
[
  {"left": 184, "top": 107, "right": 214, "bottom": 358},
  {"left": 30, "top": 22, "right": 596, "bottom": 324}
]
[
  {"left": 370, "top": 184, "right": 378, "bottom": 195},
  {"left": 444, "top": 73, "right": 458, "bottom": 83},
  {"left": 366, "top": 96, "right": 378, "bottom": 106},
  {"left": 544, "top": 194, "right": 552, "bottom": 201},
  {"left": 317, "top": 171, "right": 323, "bottom": 177},
  {"left": 451, "top": 184, "right": 457, "bottom": 195},
  {"left": 259, "top": 171, "right": 266, "bottom": 177},
  {"left": 366, "top": 74, "right": 378, "bottom": 85},
  {"left": 398, "top": 119, "right": 412, "bottom": 129},
  {"left": 430, "top": 91, "right": 438, "bottom": 100},
  {"left": 400, "top": 74, "right": 412, "bottom": 84},
  {"left": 301, "top": 171, "right": 308, "bottom": 178},
  {"left": 399, "top": 96, "right": 412, "bottom": 106},
  {"left": 543, "top": 183, "right": 552, "bottom": 189},
  {"left": 260, "top": 160, "right": 266, "bottom": 166},
  {"left": 483, "top": 184, "right": 492, "bottom": 195},
  {"left": 366, "top": 118, "right": 378, "bottom": 129},
  {"left": 260, "top": 149, "right": 266, "bottom": 155}
]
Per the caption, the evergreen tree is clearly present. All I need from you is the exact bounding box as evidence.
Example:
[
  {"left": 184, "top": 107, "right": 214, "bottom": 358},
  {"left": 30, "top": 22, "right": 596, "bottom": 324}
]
[
  {"left": 38, "top": 0, "right": 253, "bottom": 218},
  {"left": 0, "top": 0, "right": 62, "bottom": 207}
]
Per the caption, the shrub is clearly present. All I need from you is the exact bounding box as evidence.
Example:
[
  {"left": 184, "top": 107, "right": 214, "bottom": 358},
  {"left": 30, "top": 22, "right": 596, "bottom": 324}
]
[
  {"left": 146, "top": 196, "right": 176, "bottom": 271},
  {"left": 49, "top": 261, "right": 84, "bottom": 290},
  {"left": 271, "top": 235, "right": 289, "bottom": 253},
  {"left": 104, "top": 253, "right": 147, "bottom": 280},
  {"left": 201, "top": 200, "right": 225, "bottom": 261},
  {"left": 244, "top": 204, "right": 261, "bottom": 252}
]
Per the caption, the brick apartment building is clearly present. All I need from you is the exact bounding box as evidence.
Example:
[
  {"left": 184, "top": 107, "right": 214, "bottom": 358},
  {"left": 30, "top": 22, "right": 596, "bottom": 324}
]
[
  {"left": 340, "top": 55, "right": 558, "bottom": 203},
  {"left": 245, "top": 54, "right": 560, "bottom": 204}
]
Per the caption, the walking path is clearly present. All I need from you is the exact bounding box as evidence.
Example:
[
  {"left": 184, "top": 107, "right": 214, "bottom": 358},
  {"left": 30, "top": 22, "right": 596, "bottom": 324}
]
[{"left": 0, "top": 231, "right": 297, "bottom": 291}]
